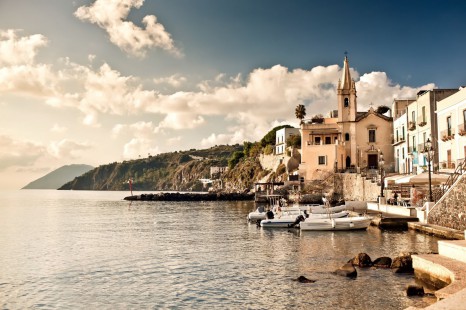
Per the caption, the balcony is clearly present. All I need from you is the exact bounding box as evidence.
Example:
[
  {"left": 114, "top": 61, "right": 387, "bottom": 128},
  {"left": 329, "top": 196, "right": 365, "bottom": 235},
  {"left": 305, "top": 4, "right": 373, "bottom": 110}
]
[
  {"left": 408, "top": 121, "right": 416, "bottom": 131},
  {"left": 418, "top": 143, "right": 426, "bottom": 152},
  {"left": 458, "top": 124, "right": 466, "bottom": 136},
  {"left": 440, "top": 128, "right": 455, "bottom": 141},
  {"left": 408, "top": 146, "right": 417, "bottom": 154},
  {"left": 392, "top": 136, "right": 406, "bottom": 146},
  {"left": 417, "top": 116, "right": 427, "bottom": 127}
]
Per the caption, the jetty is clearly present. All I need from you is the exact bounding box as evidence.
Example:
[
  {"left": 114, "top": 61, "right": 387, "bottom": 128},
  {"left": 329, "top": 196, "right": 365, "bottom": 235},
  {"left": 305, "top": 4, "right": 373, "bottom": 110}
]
[{"left": 124, "top": 192, "right": 254, "bottom": 201}]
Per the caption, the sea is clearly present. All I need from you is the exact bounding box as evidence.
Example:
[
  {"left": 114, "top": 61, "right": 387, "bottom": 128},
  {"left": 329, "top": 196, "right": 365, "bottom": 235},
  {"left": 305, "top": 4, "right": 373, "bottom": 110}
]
[{"left": 0, "top": 190, "right": 440, "bottom": 309}]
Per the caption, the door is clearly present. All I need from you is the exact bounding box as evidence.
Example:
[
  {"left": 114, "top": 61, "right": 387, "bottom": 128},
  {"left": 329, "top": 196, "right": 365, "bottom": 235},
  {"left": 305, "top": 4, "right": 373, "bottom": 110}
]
[
  {"left": 447, "top": 150, "right": 452, "bottom": 168},
  {"left": 368, "top": 154, "right": 378, "bottom": 169}
]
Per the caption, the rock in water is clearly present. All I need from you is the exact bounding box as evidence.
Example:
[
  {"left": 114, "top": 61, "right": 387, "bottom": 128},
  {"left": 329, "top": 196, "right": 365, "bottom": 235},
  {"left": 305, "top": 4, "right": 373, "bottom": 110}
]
[
  {"left": 348, "top": 253, "right": 373, "bottom": 267},
  {"left": 391, "top": 254, "right": 414, "bottom": 273},
  {"left": 294, "top": 275, "right": 316, "bottom": 283},
  {"left": 335, "top": 263, "right": 357, "bottom": 278},
  {"left": 373, "top": 257, "right": 392, "bottom": 268},
  {"left": 406, "top": 284, "right": 425, "bottom": 296}
]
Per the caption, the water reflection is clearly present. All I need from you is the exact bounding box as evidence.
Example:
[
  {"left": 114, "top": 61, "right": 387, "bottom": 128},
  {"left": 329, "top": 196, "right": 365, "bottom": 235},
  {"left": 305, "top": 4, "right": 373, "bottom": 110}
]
[{"left": 0, "top": 191, "right": 439, "bottom": 309}]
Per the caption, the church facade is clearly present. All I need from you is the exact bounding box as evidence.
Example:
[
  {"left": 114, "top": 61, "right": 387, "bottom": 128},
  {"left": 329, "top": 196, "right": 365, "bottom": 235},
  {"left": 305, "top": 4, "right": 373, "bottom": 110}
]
[{"left": 299, "top": 56, "right": 394, "bottom": 181}]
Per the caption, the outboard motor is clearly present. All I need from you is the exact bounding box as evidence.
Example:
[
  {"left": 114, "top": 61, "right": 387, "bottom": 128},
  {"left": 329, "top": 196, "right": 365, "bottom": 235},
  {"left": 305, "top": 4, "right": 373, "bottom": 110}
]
[{"left": 266, "top": 210, "right": 274, "bottom": 219}]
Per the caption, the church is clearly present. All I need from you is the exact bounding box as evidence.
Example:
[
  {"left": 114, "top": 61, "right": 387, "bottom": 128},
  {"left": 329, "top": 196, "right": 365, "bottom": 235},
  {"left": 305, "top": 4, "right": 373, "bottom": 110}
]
[{"left": 298, "top": 56, "right": 394, "bottom": 181}]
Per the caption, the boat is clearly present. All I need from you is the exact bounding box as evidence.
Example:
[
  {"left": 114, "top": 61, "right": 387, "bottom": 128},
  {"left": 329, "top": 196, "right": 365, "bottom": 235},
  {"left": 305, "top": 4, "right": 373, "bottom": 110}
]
[
  {"left": 299, "top": 216, "right": 372, "bottom": 231},
  {"left": 260, "top": 212, "right": 304, "bottom": 228},
  {"left": 247, "top": 205, "right": 268, "bottom": 221},
  {"left": 248, "top": 194, "right": 285, "bottom": 222},
  {"left": 307, "top": 210, "right": 350, "bottom": 219},
  {"left": 309, "top": 204, "right": 347, "bottom": 214},
  {"left": 300, "top": 197, "right": 371, "bottom": 231}
]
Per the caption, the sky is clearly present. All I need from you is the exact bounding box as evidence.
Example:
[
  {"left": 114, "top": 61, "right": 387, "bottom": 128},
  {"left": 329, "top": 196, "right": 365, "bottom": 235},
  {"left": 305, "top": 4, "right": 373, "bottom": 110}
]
[{"left": 1, "top": 0, "right": 465, "bottom": 189}]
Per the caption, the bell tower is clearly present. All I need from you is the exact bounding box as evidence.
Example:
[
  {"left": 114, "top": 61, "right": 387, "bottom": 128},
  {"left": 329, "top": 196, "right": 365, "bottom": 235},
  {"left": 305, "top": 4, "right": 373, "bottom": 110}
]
[{"left": 337, "top": 55, "right": 357, "bottom": 168}]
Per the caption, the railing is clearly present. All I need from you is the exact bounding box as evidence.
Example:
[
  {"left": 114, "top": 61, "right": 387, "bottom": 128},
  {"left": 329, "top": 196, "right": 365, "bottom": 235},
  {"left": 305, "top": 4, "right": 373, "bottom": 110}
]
[
  {"left": 408, "top": 121, "right": 416, "bottom": 131},
  {"left": 417, "top": 116, "right": 427, "bottom": 127},
  {"left": 458, "top": 124, "right": 466, "bottom": 136},
  {"left": 440, "top": 128, "right": 455, "bottom": 141}
]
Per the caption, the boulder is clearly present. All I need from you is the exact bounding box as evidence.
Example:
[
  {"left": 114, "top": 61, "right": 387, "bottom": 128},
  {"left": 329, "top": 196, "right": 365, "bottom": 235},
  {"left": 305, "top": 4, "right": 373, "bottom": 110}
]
[
  {"left": 373, "top": 257, "right": 392, "bottom": 268},
  {"left": 391, "top": 254, "right": 414, "bottom": 273},
  {"left": 294, "top": 275, "right": 316, "bottom": 283},
  {"left": 348, "top": 253, "right": 373, "bottom": 267},
  {"left": 335, "top": 263, "right": 357, "bottom": 278},
  {"left": 406, "top": 284, "right": 425, "bottom": 296}
]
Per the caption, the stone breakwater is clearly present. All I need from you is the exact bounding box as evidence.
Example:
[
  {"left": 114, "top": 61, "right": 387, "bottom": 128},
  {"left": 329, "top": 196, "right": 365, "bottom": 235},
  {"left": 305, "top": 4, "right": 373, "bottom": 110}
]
[{"left": 124, "top": 192, "right": 255, "bottom": 201}]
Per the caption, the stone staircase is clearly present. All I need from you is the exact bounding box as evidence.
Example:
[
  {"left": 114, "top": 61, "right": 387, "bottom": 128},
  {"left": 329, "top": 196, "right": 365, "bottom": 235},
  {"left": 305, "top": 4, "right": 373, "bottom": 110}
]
[{"left": 409, "top": 239, "right": 466, "bottom": 309}]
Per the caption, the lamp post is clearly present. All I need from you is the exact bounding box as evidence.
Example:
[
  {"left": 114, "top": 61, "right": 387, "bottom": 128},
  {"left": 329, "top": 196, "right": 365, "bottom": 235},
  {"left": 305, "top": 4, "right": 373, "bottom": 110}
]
[
  {"left": 424, "top": 138, "right": 434, "bottom": 202},
  {"left": 379, "top": 152, "right": 385, "bottom": 198}
]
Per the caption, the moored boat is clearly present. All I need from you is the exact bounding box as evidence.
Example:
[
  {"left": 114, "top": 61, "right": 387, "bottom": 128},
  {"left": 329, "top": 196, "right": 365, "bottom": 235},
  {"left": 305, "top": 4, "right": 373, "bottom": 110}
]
[{"left": 300, "top": 216, "right": 372, "bottom": 231}]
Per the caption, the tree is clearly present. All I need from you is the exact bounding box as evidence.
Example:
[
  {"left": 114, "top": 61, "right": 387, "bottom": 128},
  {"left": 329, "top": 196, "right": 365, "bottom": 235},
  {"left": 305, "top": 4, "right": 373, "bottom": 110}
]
[
  {"left": 286, "top": 134, "right": 301, "bottom": 148},
  {"left": 228, "top": 151, "right": 245, "bottom": 169},
  {"left": 295, "top": 104, "right": 306, "bottom": 124},
  {"left": 260, "top": 125, "right": 292, "bottom": 147},
  {"left": 376, "top": 105, "right": 390, "bottom": 115}
]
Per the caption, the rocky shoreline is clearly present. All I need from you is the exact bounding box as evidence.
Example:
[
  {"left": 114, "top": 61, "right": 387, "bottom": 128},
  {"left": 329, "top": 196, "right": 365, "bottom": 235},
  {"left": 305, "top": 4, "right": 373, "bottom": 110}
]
[{"left": 124, "top": 192, "right": 255, "bottom": 201}]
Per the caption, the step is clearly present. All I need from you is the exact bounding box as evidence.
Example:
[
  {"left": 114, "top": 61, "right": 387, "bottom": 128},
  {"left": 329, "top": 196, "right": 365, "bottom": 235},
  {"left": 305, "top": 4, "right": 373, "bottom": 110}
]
[
  {"left": 412, "top": 254, "right": 466, "bottom": 300},
  {"left": 438, "top": 240, "right": 466, "bottom": 264}
]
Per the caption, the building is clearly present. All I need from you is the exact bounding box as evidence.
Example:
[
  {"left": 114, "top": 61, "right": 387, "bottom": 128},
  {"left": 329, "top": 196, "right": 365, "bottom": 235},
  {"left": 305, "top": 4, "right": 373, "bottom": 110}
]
[
  {"left": 299, "top": 56, "right": 394, "bottom": 181},
  {"left": 436, "top": 87, "right": 466, "bottom": 169},
  {"left": 275, "top": 127, "right": 300, "bottom": 156},
  {"left": 395, "top": 89, "right": 459, "bottom": 175}
]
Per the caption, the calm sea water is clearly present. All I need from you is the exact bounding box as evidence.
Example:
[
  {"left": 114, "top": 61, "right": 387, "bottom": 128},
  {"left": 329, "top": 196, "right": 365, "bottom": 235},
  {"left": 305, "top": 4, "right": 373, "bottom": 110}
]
[{"left": 0, "top": 190, "right": 439, "bottom": 309}]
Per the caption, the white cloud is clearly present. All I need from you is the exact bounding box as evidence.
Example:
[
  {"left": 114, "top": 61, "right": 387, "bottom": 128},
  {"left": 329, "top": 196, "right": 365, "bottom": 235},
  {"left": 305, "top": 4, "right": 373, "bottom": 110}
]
[
  {"left": 153, "top": 74, "right": 187, "bottom": 88},
  {"left": 50, "top": 124, "right": 68, "bottom": 133},
  {"left": 0, "top": 135, "right": 45, "bottom": 170},
  {"left": 0, "top": 29, "right": 47, "bottom": 65},
  {"left": 122, "top": 138, "right": 159, "bottom": 159},
  {"left": 74, "top": 0, "right": 181, "bottom": 57},
  {"left": 47, "top": 139, "right": 92, "bottom": 159}
]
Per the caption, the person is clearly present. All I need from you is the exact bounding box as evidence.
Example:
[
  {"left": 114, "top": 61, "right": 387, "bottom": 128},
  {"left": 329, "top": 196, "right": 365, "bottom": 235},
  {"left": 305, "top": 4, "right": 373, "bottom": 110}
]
[
  {"left": 393, "top": 191, "right": 398, "bottom": 205},
  {"left": 410, "top": 185, "right": 418, "bottom": 207}
]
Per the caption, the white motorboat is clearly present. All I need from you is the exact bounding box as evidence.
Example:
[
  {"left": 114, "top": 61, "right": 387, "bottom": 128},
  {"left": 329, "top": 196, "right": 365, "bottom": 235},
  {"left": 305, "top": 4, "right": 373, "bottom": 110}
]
[
  {"left": 307, "top": 210, "right": 349, "bottom": 219},
  {"left": 248, "top": 195, "right": 285, "bottom": 222},
  {"left": 299, "top": 216, "right": 372, "bottom": 231},
  {"left": 260, "top": 213, "right": 304, "bottom": 228},
  {"left": 310, "top": 204, "right": 347, "bottom": 214},
  {"left": 247, "top": 205, "right": 267, "bottom": 221}
]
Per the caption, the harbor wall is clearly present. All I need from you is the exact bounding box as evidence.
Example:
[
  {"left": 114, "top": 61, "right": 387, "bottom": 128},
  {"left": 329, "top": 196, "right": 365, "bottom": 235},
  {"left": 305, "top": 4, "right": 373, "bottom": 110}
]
[
  {"left": 336, "top": 173, "right": 380, "bottom": 202},
  {"left": 428, "top": 175, "right": 466, "bottom": 231}
]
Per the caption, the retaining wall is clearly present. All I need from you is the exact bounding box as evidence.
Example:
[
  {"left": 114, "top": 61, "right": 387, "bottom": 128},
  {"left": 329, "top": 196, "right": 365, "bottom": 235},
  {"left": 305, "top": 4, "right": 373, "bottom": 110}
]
[{"left": 428, "top": 174, "right": 466, "bottom": 231}]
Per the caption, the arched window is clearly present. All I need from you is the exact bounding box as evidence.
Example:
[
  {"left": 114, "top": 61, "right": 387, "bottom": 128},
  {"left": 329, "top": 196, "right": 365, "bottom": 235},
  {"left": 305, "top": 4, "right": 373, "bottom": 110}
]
[
  {"left": 345, "top": 133, "right": 350, "bottom": 141},
  {"left": 344, "top": 98, "right": 349, "bottom": 107}
]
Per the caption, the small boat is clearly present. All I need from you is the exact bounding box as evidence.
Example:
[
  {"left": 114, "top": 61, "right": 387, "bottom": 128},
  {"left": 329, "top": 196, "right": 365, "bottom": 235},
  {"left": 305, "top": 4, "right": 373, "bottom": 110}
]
[
  {"left": 310, "top": 204, "right": 347, "bottom": 214},
  {"left": 247, "top": 205, "right": 267, "bottom": 221},
  {"left": 308, "top": 210, "right": 350, "bottom": 219},
  {"left": 248, "top": 194, "right": 285, "bottom": 222},
  {"left": 260, "top": 212, "right": 304, "bottom": 228},
  {"left": 299, "top": 216, "right": 372, "bottom": 231},
  {"left": 300, "top": 197, "right": 371, "bottom": 231}
]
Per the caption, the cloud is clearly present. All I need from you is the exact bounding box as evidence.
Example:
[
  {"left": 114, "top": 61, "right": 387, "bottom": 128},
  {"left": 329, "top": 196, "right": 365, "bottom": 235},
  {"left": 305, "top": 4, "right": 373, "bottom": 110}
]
[
  {"left": 153, "top": 74, "right": 187, "bottom": 88},
  {"left": 0, "top": 29, "right": 47, "bottom": 65},
  {"left": 47, "top": 139, "right": 92, "bottom": 159},
  {"left": 0, "top": 135, "right": 45, "bottom": 170},
  {"left": 122, "top": 138, "right": 160, "bottom": 159},
  {"left": 50, "top": 124, "right": 68, "bottom": 133},
  {"left": 74, "top": 0, "right": 181, "bottom": 57}
]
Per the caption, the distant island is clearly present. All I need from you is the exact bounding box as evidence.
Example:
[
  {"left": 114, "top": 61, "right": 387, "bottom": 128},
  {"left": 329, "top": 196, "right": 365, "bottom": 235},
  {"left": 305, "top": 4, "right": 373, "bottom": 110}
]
[{"left": 22, "top": 164, "right": 94, "bottom": 189}]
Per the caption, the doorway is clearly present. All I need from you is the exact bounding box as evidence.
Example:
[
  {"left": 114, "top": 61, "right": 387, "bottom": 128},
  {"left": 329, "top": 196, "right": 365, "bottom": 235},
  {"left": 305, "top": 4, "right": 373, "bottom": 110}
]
[{"left": 368, "top": 154, "right": 378, "bottom": 169}]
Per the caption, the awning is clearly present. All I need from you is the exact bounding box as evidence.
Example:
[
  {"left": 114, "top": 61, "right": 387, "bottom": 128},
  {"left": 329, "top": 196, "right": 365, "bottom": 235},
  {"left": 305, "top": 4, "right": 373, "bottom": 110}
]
[{"left": 393, "top": 172, "right": 450, "bottom": 185}]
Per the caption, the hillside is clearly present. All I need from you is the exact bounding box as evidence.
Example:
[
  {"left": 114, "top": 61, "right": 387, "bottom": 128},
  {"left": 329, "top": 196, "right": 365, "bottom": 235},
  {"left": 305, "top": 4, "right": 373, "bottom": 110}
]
[
  {"left": 22, "top": 164, "right": 94, "bottom": 189},
  {"left": 58, "top": 145, "right": 242, "bottom": 191}
]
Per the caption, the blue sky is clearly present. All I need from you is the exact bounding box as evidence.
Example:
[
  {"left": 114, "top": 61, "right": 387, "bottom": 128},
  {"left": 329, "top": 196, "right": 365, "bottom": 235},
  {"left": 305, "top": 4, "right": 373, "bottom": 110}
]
[{"left": 0, "top": 0, "right": 465, "bottom": 189}]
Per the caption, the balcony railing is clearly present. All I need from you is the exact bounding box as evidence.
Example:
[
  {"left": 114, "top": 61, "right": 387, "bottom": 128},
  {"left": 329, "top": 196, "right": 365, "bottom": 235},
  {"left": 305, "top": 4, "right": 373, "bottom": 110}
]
[
  {"left": 408, "top": 146, "right": 417, "bottom": 154},
  {"left": 440, "top": 128, "right": 455, "bottom": 141},
  {"left": 392, "top": 136, "right": 406, "bottom": 145},
  {"left": 417, "top": 116, "right": 427, "bottom": 127},
  {"left": 408, "top": 121, "right": 416, "bottom": 131},
  {"left": 458, "top": 124, "right": 466, "bottom": 136}
]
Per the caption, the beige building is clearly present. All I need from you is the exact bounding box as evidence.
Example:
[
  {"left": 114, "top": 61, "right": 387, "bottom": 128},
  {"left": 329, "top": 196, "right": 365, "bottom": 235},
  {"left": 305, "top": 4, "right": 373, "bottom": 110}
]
[
  {"left": 436, "top": 87, "right": 466, "bottom": 169},
  {"left": 299, "top": 56, "right": 394, "bottom": 181}
]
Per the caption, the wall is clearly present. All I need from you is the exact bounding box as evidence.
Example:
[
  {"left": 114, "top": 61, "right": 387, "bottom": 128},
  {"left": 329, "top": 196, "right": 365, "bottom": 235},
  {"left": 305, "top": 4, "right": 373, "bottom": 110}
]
[
  {"left": 428, "top": 175, "right": 466, "bottom": 231},
  {"left": 335, "top": 173, "right": 381, "bottom": 202}
]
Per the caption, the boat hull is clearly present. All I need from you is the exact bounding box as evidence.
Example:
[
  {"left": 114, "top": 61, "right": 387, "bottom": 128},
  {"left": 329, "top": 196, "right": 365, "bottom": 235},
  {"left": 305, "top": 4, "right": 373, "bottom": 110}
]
[{"left": 300, "top": 217, "right": 372, "bottom": 231}]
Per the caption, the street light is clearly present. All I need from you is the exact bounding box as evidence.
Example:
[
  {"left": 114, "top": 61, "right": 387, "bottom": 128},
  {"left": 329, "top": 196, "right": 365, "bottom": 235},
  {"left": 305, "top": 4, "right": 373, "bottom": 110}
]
[
  {"left": 424, "top": 138, "right": 434, "bottom": 202},
  {"left": 379, "top": 152, "right": 385, "bottom": 198}
]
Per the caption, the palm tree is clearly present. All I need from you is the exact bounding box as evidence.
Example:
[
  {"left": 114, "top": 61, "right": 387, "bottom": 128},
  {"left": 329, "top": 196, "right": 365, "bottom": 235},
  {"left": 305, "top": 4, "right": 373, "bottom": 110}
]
[{"left": 295, "top": 104, "right": 306, "bottom": 124}]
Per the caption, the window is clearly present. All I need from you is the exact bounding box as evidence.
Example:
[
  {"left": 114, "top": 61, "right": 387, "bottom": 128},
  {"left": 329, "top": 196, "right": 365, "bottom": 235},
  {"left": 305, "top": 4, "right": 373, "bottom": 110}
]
[
  {"left": 369, "top": 129, "right": 376, "bottom": 143},
  {"left": 412, "top": 136, "right": 416, "bottom": 152},
  {"left": 463, "top": 110, "right": 466, "bottom": 130},
  {"left": 345, "top": 133, "right": 350, "bottom": 141},
  {"left": 318, "top": 156, "right": 326, "bottom": 165},
  {"left": 314, "top": 137, "right": 321, "bottom": 145},
  {"left": 422, "top": 106, "right": 426, "bottom": 122},
  {"left": 402, "top": 127, "right": 405, "bottom": 140},
  {"left": 402, "top": 147, "right": 405, "bottom": 159},
  {"left": 325, "top": 137, "right": 331, "bottom": 144},
  {"left": 411, "top": 111, "right": 415, "bottom": 122},
  {"left": 344, "top": 98, "right": 349, "bottom": 107},
  {"left": 447, "top": 116, "right": 452, "bottom": 136}
]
